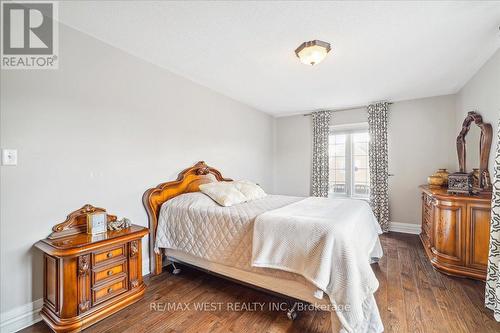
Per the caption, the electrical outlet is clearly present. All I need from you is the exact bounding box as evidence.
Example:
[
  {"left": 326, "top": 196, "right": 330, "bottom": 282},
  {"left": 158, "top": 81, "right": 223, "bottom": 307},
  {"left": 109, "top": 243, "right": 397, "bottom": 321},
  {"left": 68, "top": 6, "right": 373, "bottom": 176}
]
[{"left": 2, "top": 149, "right": 18, "bottom": 166}]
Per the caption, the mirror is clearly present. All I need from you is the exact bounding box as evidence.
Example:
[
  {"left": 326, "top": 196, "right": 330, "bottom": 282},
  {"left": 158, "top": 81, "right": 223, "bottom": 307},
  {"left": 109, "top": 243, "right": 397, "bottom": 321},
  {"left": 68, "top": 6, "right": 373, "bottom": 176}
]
[
  {"left": 465, "top": 124, "right": 481, "bottom": 173},
  {"left": 456, "top": 111, "right": 493, "bottom": 193}
]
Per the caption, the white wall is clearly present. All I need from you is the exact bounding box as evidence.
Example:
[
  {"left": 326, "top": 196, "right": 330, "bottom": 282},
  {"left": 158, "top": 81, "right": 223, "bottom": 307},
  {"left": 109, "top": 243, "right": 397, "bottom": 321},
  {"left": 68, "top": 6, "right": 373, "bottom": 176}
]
[
  {"left": 273, "top": 95, "right": 457, "bottom": 225},
  {"left": 456, "top": 49, "right": 500, "bottom": 177},
  {"left": 272, "top": 115, "right": 311, "bottom": 196},
  {"left": 0, "top": 25, "right": 274, "bottom": 314},
  {"left": 388, "top": 96, "right": 457, "bottom": 224}
]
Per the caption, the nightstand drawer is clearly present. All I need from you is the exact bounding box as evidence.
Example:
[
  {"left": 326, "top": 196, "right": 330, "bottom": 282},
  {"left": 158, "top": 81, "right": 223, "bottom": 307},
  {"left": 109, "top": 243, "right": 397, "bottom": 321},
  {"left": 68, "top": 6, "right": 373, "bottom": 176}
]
[
  {"left": 93, "top": 245, "right": 125, "bottom": 266},
  {"left": 92, "top": 276, "right": 128, "bottom": 306},
  {"left": 93, "top": 260, "right": 127, "bottom": 285}
]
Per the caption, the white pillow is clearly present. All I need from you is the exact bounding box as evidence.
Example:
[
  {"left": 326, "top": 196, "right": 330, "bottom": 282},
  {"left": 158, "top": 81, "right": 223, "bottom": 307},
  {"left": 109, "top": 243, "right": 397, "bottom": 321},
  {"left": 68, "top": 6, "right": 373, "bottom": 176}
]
[
  {"left": 199, "top": 182, "right": 247, "bottom": 207},
  {"left": 233, "top": 180, "right": 267, "bottom": 201}
]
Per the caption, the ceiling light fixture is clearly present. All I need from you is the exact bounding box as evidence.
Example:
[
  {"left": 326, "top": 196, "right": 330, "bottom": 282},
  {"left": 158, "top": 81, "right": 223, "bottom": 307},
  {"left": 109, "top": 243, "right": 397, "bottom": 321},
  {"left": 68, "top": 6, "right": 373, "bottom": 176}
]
[{"left": 295, "top": 40, "right": 331, "bottom": 66}]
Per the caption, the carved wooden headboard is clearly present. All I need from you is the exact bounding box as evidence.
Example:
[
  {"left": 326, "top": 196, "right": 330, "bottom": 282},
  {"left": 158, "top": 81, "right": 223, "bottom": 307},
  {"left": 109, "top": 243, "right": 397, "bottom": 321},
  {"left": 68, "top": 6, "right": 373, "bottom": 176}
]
[{"left": 142, "top": 161, "right": 232, "bottom": 275}]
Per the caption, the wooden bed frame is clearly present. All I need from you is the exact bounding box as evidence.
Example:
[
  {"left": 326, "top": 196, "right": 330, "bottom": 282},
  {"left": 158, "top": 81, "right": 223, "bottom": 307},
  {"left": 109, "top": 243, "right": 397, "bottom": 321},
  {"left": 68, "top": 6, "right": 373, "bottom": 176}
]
[
  {"left": 142, "top": 161, "right": 232, "bottom": 275},
  {"left": 143, "top": 161, "right": 343, "bottom": 327}
]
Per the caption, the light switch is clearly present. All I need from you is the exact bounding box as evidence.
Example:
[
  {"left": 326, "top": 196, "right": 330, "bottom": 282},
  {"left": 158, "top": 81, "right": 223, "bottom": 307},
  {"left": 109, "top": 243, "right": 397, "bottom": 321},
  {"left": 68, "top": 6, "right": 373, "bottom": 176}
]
[{"left": 2, "top": 149, "right": 18, "bottom": 165}]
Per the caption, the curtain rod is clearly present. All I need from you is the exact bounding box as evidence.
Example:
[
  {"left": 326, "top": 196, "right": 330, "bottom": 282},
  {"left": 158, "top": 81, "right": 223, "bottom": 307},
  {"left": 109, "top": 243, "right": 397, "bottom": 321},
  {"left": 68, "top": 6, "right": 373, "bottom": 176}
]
[{"left": 303, "top": 102, "right": 393, "bottom": 116}]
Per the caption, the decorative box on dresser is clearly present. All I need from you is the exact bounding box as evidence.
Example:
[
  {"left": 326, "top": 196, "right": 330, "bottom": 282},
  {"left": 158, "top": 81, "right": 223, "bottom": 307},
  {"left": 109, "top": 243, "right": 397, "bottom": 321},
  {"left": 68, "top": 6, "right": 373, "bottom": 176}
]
[
  {"left": 34, "top": 205, "right": 148, "bottom": 332},
  {"left": 420, "top": 185, "right": 491, "bottom": 280}
]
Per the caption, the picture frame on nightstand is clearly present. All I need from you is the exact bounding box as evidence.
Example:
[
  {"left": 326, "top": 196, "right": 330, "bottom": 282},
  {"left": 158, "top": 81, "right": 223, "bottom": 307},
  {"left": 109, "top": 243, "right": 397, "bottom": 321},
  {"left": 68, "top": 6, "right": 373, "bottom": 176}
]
[{"left": 87, "top": 212, "right": 107, "bottom": 235}]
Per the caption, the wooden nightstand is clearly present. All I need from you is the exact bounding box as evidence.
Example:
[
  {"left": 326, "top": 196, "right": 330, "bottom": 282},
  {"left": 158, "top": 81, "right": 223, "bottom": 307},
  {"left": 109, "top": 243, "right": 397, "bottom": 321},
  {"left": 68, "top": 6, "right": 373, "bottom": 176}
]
[{"left": 34, "top": 205, "right": 148, "bottom": 332}]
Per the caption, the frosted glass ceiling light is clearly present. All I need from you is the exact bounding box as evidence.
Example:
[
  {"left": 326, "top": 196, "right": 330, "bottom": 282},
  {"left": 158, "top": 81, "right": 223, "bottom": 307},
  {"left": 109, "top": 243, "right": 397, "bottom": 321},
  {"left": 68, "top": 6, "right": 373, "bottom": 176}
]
[{"left": 295, "top": 40, "right": 331, "bottom": 66}]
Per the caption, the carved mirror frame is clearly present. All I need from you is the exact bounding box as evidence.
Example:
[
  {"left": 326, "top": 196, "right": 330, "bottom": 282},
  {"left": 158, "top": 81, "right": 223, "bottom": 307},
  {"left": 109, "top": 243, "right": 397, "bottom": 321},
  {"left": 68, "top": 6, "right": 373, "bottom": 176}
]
[{"left": 456, "top": 111, "right": 492, "bottom": 192}]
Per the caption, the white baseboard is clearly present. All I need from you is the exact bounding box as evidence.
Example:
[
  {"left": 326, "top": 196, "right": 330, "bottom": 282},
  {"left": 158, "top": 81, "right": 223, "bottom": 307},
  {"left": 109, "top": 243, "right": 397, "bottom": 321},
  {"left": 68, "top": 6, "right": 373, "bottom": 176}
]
[
  {"left": 389, "top": 221, "right": 421, "bottom": 235},
  {"left": 0, "top": 298, "right": 43, "bottom": 333}
]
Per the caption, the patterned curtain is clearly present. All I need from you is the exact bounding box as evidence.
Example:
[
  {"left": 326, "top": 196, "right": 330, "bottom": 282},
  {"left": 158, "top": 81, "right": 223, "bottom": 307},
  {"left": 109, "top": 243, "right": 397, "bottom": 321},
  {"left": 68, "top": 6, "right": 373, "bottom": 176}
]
[
  {"left": 486, "top": 119, "right": 500, "bottom": 321},
  {"left": 367, "top": 102, "right": 390, "bottom": 232},
  {"left": 311, "top": 111, "right": 332, "bottom": 197}
]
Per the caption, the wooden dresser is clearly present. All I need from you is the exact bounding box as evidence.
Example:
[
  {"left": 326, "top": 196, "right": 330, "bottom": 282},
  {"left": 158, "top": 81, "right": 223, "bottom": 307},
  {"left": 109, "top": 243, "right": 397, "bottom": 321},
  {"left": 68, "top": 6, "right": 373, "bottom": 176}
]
[
  {"left": 420, "top": 185, "right": 491, "bottom": 280},
  {"left": 35, "top": 205, "right": 148, "bottom": 332}
]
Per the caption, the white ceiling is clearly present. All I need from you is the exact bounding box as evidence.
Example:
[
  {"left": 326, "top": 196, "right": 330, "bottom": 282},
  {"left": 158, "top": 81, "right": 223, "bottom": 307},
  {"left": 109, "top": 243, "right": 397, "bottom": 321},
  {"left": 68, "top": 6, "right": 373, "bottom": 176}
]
[{"left": 58, "top": 1, "right": 500, "bottom": 116}]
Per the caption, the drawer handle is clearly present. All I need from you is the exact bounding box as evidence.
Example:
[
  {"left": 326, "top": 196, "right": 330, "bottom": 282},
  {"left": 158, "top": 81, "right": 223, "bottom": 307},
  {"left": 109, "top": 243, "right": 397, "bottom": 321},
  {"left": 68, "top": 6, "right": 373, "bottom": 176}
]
[
  {"left": 107, "top": 252, "right": 113, "bottom": 258},
  {"left": 107, "top": 270, "right": 113, "bottom": 276},
  {"left": 107, "top": 287, "right": 113, "bottom": 294}
]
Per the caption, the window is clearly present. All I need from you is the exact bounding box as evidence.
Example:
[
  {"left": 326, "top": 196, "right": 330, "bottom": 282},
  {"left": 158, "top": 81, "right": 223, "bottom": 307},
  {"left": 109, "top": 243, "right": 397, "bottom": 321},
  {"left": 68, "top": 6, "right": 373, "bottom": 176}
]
[
  {"left": 329, "top": 126, "right": 370, "bottom": 198},
  {"left": 329, "top": 134, "right": 347, "bottom": 195}
]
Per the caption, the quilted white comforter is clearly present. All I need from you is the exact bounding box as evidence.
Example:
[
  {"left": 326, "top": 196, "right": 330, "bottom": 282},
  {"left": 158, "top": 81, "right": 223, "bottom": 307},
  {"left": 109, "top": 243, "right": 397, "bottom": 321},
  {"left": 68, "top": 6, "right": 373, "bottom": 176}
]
[
  {"left": 155, "top": 193, "right": 302, "bottom": 271},
  {"left": 155, "top": 193, "right": 383, "bottom": 333}
]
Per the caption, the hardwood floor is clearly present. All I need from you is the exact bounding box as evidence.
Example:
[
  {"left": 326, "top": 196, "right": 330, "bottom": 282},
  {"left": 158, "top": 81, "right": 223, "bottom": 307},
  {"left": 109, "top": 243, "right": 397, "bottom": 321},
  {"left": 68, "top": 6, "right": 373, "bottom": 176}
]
[{"left": 22, "top": 233, "right": 500, "bottom": 333}]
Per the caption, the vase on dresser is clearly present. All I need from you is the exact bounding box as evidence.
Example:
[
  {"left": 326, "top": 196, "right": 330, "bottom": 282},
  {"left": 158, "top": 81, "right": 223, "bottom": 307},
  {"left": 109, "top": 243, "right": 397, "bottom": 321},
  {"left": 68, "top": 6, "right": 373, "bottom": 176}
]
[{"left": 434, "top": 168, "right": 450, "bottom": 186}]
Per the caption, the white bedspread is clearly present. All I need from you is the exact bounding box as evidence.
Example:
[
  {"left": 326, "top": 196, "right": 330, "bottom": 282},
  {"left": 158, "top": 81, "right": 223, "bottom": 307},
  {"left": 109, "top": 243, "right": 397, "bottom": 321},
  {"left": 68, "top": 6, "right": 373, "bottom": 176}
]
[
  {"left": 252, "top": 197, "right": 383, "bottom": 333},
  {"left": 155, "top": 193, "right": 302, "bottom": 270}
]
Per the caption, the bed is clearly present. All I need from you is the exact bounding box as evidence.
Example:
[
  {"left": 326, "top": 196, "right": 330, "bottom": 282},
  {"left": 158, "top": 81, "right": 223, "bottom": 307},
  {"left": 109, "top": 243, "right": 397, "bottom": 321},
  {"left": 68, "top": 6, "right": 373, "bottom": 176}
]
[{"left": 143, "top": 161, "right": 384, "bottom": 333}]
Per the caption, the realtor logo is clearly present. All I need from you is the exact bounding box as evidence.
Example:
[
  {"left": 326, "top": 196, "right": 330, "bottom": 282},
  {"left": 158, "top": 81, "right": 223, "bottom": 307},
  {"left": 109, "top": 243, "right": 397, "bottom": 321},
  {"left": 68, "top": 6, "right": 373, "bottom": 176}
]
[{"left": 1, "top": 1, "right": 58, "bottom": 69}]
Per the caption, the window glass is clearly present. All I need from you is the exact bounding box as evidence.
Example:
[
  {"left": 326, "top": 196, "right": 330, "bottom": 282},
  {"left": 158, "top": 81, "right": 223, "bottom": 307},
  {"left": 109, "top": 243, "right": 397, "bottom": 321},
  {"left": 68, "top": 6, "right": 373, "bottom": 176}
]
[
  {"left": 329, "top": 129, "right": 370, "bottom": 198},
  {"left": 329, "top": 134, "right": 346, "bottom": 195}
]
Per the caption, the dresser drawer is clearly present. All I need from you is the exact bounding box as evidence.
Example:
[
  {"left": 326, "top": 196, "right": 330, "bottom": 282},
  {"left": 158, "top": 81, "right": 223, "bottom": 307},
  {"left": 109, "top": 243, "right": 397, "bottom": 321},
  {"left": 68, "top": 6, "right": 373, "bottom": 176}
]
[
  {"left": 92, "top": 245, "right": 125, "bottom": 266},
  {"left": 92, "top": 276, "right": 128, "bottom": 306},
  {"left": 92, "top": 260, "right": 127, "bottom": 285}
]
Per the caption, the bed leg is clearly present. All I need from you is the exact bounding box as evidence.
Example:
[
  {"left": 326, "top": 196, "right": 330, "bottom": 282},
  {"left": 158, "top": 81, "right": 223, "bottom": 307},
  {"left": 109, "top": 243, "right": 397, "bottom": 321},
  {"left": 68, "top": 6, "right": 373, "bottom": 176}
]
[
  {"left": 171, "top": 262, "right": 182, "bottom": 275},
  {"left": 286, "top": 302, "right": 298, "bottom": 321},
  {"left": 154, "top": 253, "right": 162, "bottom": 275}
]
